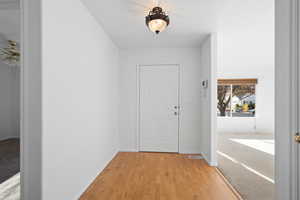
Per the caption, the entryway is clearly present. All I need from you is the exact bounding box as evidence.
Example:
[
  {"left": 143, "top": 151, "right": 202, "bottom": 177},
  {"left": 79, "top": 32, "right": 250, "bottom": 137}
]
[
  {"left": 80, "top": 152, "right": 239, "bottom": 200},
  {"left": 18, "top": 0, "right": 300, "bottom": 199}
]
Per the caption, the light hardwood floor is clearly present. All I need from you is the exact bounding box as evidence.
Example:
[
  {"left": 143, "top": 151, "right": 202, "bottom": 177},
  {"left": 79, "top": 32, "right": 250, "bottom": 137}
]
[{"left": 80, "top": 152, "right": 239, "bottom": 200}]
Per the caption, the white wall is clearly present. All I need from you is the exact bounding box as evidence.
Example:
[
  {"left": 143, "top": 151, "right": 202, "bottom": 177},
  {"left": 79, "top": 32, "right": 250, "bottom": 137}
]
[
  {"left": 0, "top": 63, "right": 19, "bottom": 140},
  {"left": 0, "top": 9, "right": 20, "bottom": 141},
  {"left": 0, "top": 63, "right": 12, "bottom": 140},
  {"left": 217, "top": 15, "right": 275, "bottom": 134},
  {"left": 199, "top": 35, "right": 217, "bottom": 165},
  {"left": 41, "top": 0, "right": 119, "bottom": 199},
  {"left": 119, "top": 48, "right": 202, "bottom": 154}
]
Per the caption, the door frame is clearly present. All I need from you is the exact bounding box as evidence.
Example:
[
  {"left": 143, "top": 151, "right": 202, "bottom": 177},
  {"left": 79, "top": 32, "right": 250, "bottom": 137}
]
[
  {"left": 136, "top": 64, "right": 181, "bottom": 152},
  {"left": 21, "top": 0, "right": 42, "bottom": 199},
  {"left": 19, "top": 0, "right": 299, "bottom": 199},
  {"left": 212, "top": 0, "right": 299, "bottom": 199},
  {"left": 276, "top": 0, "right": 299, "bottom": 199},
  {"left": 288, "top": 0, "right": 300, "bottom": 199}
]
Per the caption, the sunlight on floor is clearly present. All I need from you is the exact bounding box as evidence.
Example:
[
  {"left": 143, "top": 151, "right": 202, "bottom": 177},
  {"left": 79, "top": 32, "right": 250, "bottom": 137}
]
[
  {"left": 217, "top": 151, "right": 274, "bottom": 184},
  {"left": 0, "top": 173, "right": 20, "bottom": 200},
  {"left": 229, "top": 138, "right": 275, "bottom": 155}
]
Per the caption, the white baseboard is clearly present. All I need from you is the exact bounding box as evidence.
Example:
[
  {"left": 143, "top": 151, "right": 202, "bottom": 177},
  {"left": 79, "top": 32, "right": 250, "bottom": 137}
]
[
  {"left": 179, "top": 151, "right": 202, "bottom": 154},
  {"left": 118, "top": 149, "right": 138, "bottom": 152},
  {"left": 0, "top": 136, "right": 20, "bottom": 141},
  {"left": 209, "top": 161, "right": 218, "bottom": 167},
  {"left": 201, "top": 152, "right": 217, "bottom": 166},
  {"left": 119, "top": 150, "right": 203, "bottom": 154}
]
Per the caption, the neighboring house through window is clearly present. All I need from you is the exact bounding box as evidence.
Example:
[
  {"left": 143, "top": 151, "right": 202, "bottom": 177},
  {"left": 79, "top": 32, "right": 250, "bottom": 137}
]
[{"left": 217, "top": 79, "right": 257, "bottom": 117}]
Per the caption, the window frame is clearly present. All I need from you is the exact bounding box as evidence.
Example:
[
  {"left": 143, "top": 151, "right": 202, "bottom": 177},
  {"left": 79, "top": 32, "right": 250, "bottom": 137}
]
[{"left": 217, "top": 80, "right": 257, "bottom": 118}]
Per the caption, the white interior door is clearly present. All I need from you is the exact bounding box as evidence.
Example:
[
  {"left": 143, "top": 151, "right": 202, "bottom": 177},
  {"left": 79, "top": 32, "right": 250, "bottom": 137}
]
[{"left": 139, "top": 65, "right": 179, "bottom": 152}]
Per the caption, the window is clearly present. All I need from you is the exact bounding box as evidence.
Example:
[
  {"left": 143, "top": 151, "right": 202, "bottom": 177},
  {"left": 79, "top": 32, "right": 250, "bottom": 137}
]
[{"left": 217, "top": 79, "right": 257, "bottom": 117}]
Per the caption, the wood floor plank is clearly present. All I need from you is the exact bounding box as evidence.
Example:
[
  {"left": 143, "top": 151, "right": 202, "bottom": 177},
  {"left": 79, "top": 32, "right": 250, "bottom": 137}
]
[{"left": 80, "top": 152, "right": 238, "bottom": 200}]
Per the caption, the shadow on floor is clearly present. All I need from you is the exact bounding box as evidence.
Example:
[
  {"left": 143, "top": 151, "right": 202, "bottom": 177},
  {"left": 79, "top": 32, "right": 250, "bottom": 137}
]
[
  {"left": 0, "top": 139, "right": 20, "bottom": 183},
  {"left": 0, "top": 173, "right": 20, "bottom": 200},
  {"left": 217, "top": 132, "right": 274, "bottom": 200}
]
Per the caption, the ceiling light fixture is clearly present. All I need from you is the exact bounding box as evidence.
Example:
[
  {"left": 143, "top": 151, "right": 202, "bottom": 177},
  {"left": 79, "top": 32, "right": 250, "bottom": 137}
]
[{"left": 145, "top": 7, "right": 170, "bottom": 34}]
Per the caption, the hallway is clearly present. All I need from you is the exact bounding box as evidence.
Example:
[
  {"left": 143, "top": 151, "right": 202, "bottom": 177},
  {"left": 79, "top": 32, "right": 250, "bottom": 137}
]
[{"left": 80, "top": 152, "right": 238, "bottom": 200}]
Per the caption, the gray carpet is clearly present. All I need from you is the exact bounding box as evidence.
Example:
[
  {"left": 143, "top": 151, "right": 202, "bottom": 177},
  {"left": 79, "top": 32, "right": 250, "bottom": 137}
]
[
  {"left": 0, "top": 139, "right": 20, "bottom": 184},
  {"left": 0, "top": 139, "right": 20, "bottom": 200},
  {"left": 217, "top": 132, "right": 274, "bottom": 200},
  {"left": 0, "top": 173, "right": 20, "bottom": 200}
]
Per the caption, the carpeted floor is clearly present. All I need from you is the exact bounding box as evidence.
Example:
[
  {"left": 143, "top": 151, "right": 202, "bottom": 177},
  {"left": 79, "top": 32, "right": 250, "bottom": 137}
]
[
  {"left": 0, "top": 139, "right": 20, "bottom": 184},
  {"left": 217, "top": 132, "right": 274, "bottom": 200},
  {"left": 0, "top": 173, "right": 20, "bottom": 200},
  {"left": 0, "top": 139, "right": 20, "bottom": 200}
]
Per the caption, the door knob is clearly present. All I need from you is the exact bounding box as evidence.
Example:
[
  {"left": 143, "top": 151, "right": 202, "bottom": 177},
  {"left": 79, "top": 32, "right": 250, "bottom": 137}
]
[
  {"left": 174, "top": 112, "right": 178, "bottom": 116},
  {"left": 295, "top": 133, "right": 300, "bottom": 143}
]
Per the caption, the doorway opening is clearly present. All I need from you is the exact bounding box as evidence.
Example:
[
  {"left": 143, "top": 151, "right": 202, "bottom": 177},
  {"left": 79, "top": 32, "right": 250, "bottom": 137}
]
[
  {"left": 217, "top": 79, "right": 274, "bottom": 200},
  {"left": 0, "top": 1, "right": 21, "bottom": 199},
  {"left": 215, "top": 1, "right": 275, "bottom": 198}
]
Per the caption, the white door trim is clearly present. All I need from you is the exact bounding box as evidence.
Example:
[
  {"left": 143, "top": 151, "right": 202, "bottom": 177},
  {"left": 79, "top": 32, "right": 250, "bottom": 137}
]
[
  {"left": 276, "top": 0, "right": 299, "bottom": 199},
  {"left": 290, "top": 0, "right": 300, "bottom": 198},
  {"left": 21, "top": 0, "right": 42, "bottom": 199},
  {"left": 136, "top": 64, "right": 181, "bottom": 152},
  {"left": 210, "top": 33, "right": 218, "bottom": 167}
]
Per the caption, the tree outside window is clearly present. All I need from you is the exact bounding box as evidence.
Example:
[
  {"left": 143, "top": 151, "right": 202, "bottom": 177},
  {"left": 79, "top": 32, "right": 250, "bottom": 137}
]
[{"left": 217, "top": 79, "right": 257, "bottom": 117}]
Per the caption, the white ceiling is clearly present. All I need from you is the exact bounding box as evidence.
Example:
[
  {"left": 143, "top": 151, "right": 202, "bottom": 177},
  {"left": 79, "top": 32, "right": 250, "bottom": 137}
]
[{"left": 81, "top": 0, "right": 274, "bottom": 48}]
